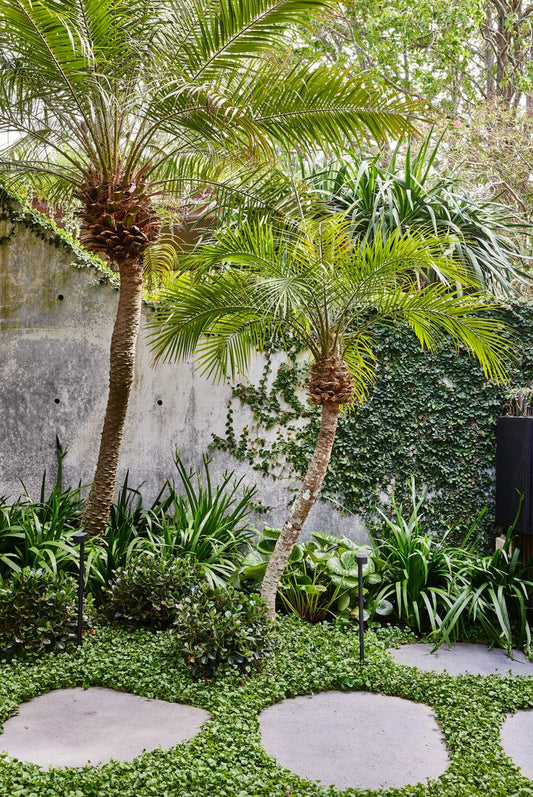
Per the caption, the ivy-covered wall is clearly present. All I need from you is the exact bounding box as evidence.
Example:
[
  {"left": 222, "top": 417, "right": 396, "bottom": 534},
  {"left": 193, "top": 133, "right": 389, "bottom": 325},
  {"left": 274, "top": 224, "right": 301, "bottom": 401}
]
[{"left": 214, "top": 304, "right": 533, "bottom": 547}]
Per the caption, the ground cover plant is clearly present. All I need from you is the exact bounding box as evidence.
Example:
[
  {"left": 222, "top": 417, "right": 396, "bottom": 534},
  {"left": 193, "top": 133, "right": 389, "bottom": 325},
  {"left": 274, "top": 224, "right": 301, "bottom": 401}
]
[{"left": 3, "top": 619, "right": 533, "bottom": 795}]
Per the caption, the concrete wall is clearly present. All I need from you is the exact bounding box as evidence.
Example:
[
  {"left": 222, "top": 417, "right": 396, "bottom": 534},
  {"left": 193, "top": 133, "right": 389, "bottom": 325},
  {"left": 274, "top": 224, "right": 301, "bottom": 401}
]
[{"left": 0, "top": 211, "right": 367, "bottom": 540}]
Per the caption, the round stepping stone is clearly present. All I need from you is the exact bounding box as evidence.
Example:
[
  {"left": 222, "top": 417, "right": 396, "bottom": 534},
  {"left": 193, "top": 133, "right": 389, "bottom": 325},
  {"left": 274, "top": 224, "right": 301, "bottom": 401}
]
[
  {"left": 259, "top": 690, "right": 449, "bottom": 791},
  {"left": 0, "top": 687, "right": 209, "bottom": 768},
  {"left": 501, "top": 710, "right": 533, "bottom": 779},
  {"left": 389, "top": 643, "right": 533, "bottom": 676}
]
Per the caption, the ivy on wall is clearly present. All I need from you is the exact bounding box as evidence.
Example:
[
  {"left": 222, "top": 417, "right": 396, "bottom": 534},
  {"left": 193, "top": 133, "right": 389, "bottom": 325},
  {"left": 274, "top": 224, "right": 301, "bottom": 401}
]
[{"left": 213, "top": 303, "right": 533, "bottom": 546}]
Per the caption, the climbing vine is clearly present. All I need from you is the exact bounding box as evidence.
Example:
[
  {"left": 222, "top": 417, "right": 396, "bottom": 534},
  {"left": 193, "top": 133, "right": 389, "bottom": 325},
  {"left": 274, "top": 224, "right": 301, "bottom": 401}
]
[{"left": 213, "top": 303, "right": 533, "bottom": 547}]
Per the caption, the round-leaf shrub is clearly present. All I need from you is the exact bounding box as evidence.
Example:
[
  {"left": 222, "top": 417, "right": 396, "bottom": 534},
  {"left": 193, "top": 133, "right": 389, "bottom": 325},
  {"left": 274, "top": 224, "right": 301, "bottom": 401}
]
[
  {"left": 0, "top": 568, "right": 78, "bottom": 658},
  {"left": 102, "top": 555, "right": 202, "bottom": 629},
  {"left": 174, "top": 585, "right": 273, "bottom": 678}
]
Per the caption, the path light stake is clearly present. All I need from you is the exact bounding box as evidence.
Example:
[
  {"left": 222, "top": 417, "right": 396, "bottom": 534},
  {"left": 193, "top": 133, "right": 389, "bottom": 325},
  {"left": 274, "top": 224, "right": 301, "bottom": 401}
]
[
  {"left": 72, "top": 531, "right": 88, "bottom": 646},
  {"left": 356, "top": 554, "right": 367, "bottom": 663}
]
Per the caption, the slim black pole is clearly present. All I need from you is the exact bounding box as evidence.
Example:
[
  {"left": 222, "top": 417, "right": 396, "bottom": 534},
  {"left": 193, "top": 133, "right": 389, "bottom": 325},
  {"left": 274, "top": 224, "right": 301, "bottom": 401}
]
[
  {"left": 356, "top": 554, "right": 367, "bottom": 663},
  {"left": 72, "top": 531, "right": 88, "bottom": 646}
]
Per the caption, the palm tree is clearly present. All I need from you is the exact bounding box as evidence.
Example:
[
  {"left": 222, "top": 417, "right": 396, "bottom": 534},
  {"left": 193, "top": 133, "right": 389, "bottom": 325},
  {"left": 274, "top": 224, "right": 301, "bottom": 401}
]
[
  {"left": 0, "top": 0, "right": 419, "bottom": 536},
  {"left": 149, "top": 216, "right": 512, "bottom": 618}
]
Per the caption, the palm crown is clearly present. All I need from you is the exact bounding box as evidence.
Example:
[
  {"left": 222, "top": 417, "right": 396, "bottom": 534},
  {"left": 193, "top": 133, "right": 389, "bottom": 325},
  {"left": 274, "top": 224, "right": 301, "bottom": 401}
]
[
  {"left": 150, "top": 217, "right": 511, "bottom": 392},
  {"left": 0, "top": 0, "right": 421, "bottom": 249}
]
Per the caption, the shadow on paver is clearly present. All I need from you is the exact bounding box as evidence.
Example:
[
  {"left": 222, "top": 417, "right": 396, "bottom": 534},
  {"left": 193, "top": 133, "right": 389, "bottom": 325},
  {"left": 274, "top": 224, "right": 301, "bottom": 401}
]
[{"left": 389, "top": 643, "right": 533, "bottom": 676}]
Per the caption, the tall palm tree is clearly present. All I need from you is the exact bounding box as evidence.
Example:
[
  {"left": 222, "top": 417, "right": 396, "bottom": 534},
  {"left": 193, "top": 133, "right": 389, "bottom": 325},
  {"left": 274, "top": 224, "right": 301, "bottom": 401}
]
[
  {"left": 149, "top": 216, "right": 512, "bottom": 617},
  {"left": 0, "top": 0, "right": 419, "bottom": 536}
]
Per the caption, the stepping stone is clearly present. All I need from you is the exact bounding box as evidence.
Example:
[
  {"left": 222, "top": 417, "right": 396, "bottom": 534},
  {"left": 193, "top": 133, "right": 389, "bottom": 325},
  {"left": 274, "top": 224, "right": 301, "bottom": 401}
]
[
  {"left": 0, "top": 687, "right": 209, "bottom": 768},
  {"left": 501, "top": 710, "right": 533, "bottom": 779},
  {"left": 389, "top": 643, "right": 533, "bottom": 676},
  {"left": 259, "top": 690, "right": 449, "bottom": 791}
]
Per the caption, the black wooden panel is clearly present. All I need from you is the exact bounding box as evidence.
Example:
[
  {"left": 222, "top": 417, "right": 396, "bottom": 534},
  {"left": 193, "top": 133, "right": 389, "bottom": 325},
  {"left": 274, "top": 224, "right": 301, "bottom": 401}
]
[{"left": 496, "top": 416, "right": 533, "bottom": 534}]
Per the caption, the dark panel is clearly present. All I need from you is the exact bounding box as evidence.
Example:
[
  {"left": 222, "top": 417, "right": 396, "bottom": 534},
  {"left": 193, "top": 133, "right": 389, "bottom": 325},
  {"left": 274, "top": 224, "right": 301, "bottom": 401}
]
[{"left": 496, "top": 417, "right": 533, "bottom": 534}]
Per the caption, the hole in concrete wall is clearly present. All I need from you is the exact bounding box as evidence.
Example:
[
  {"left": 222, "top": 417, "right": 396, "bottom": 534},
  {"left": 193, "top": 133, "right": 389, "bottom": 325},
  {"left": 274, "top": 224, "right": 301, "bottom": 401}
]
[
  {"left": 54, "top": 398, "right": 60, "bottom": 404},
  {"left": 57, "top": 294, "right": 64, "bottom": 301},
  {"left": 157, "top": 399, "right": 163, "bottom": 406}
]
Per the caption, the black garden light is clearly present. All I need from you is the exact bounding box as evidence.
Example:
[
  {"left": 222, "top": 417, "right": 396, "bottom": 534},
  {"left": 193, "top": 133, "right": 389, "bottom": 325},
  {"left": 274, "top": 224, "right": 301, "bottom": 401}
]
[
  {"left": 72, "top": 531, "right": 88, "bottom": 646},
  {"left": 356, "top": 554, "right": 367, "bottom": 663}
]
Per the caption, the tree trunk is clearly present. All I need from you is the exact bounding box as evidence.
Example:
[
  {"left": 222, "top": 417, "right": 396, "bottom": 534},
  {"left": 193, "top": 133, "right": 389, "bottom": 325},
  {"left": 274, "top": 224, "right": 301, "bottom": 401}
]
[
  {"left": 82, "top": 260, "right": 144, "bottom": 536},
  {"left": 260, "top": 401, "right": 340, "bottom": 618}
]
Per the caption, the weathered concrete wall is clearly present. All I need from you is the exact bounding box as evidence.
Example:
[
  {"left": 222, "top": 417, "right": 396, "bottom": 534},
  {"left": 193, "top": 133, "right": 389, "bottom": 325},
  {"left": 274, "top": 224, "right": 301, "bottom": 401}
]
[{"left": 0, "top": 211, "right": 366, "bottom": 540}]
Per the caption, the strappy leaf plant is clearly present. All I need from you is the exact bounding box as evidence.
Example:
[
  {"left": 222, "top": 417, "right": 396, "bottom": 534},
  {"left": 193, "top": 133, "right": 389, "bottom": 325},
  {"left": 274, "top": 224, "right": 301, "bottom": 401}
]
[
  {"left": 149, "top": 214, "right": 512, "bottom": 617},
  {"left": 0, "top": 0, "right": 420, "bottom": 537},
  {"left": 307, "top": 136, "right": 530, "bottom": 294}
]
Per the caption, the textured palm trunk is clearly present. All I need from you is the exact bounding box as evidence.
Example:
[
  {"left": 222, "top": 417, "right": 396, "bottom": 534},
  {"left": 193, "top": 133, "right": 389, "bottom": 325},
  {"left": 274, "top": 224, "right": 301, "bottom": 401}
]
[
  {"left": 82, "top": 260, "right": 144, "bottom": 536},
  {"left": 260, "top": 401, "right": 340, "bottom": 618}
]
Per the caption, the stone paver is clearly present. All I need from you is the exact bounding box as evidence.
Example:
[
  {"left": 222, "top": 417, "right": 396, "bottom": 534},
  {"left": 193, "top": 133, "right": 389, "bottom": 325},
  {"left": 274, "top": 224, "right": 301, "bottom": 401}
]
[
  {"left": 501, "top": 710, "right": 533, "bottom": 779},
  {"left": 0, "top": 687, "right": 210, "bottom": 768},
  {"left": 259, "top": 690, "right": 449, "bottom": 791},
  {"left": 389, "top": 643, "right": 533, "bottom": 676}
]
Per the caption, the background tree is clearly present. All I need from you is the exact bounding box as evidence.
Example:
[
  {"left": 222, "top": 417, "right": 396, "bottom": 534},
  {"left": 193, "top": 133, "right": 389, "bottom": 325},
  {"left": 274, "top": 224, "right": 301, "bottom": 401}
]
[
  {"left": 0, "top": 0, "right": 419, "bottom": 536},
  {"left": 295, "top": 0, "right": 533, "bottom": 114},
  {"left": 149, "top": 216, "right": 511, "bottom": 617}
]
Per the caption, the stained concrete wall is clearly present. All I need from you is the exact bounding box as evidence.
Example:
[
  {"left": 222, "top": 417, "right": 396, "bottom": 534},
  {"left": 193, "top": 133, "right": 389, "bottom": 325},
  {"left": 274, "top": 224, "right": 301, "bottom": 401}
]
[{"left": 0, "top": 210, "right": 366, "bottom": 540}]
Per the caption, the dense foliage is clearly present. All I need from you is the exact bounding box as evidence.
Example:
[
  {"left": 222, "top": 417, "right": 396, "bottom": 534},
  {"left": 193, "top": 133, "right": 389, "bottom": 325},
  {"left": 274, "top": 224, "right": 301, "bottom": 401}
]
[
  {"left": 0, "top": 454, "right": 256, "bottom": 598},
  {"left": 3, "top": 620, "right": 533, "bottom": 795},
  {"left": 174, "top": 585, "right": 272, "bottom": 679},
  {"left": 102, "top": 556, "right": 202, "bottom": 630},
  {"left": 0, "top": 568, "right": 78, "bottom": 659}
]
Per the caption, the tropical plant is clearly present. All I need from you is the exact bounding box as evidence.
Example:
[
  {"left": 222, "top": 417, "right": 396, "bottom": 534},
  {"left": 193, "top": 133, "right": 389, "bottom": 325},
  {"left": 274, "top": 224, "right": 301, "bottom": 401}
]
[
  {"left": 174, "top": 583, "right": 272, "bottom": 678},
  {"left": 102, "top": 555, "right": 202, "bottom": 629},
  {"left": 436, "top": 535, "right": 533, "bottom": 654},
  {"left": 149, "top": 214, "right": 511, "bottom": 617},
  {"left": 371, "top": 481, "right": 469, "bottom": 633},
  {"left": 144, "top": 454, "right": 257, "bottom": 587},
  {"left": 0, "top": 0, "right": 419, "bottom": 538},
  {"left": 240, "top": 527, "right": 382, "bottom": 623},
  {"left": 0, "top": 568, "right": 79, "bottom": 658},
  {"left": 306, "top": 136, "right": 529, "bottom": 294}
]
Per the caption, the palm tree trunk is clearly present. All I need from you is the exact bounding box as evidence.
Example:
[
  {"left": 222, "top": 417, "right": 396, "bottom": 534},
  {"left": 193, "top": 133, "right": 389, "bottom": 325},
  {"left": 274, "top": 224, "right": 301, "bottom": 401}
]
[
  {"left": 82, "top": 260, "right": 143, "bottom": 536},
  {"left": 260, "top": 401, "right": 340, "bottom": 618}
]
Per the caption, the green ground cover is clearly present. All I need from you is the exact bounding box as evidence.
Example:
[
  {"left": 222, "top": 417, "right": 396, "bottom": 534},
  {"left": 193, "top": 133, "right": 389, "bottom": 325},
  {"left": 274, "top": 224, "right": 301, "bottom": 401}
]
[{"left": 2, "top": 619, "right": 533, "bottom": 797}]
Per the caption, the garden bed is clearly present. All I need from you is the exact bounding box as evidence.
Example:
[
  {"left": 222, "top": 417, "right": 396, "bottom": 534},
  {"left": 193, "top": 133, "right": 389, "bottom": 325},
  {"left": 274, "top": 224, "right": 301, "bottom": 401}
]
[{"left": 2, "top": 620, "right": 533, "bottom": 796}]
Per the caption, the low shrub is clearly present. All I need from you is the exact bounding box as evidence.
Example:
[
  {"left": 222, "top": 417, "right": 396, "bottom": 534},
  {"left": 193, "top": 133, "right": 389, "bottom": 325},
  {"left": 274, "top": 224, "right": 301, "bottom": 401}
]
[
  {"left": 0, "top": 568, "right": 78, "bottom": 658},
  {"left": 102, "top": 555, "right": 202, "bottom": 629},
  {"left": 174, "top": 585, "right": 272, "bottom": 678}
]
